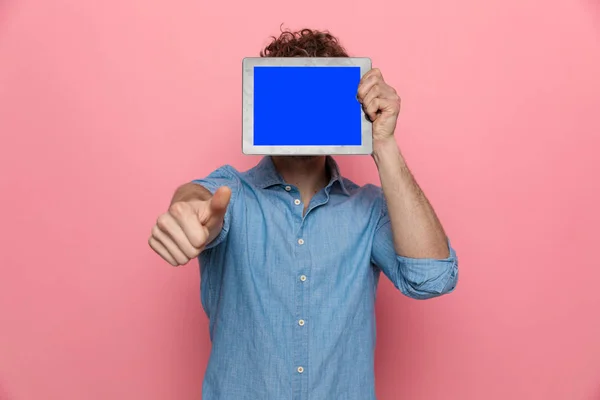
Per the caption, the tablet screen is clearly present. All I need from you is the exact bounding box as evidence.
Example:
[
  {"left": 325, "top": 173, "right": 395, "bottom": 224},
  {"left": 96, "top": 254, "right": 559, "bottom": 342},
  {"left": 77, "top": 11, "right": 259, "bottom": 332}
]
[
  {"left": 242, "top": 57, "right": 372, "bottom": 155},
  {"left": 253, "top": 66, "right": 362, "bottom": 146}
]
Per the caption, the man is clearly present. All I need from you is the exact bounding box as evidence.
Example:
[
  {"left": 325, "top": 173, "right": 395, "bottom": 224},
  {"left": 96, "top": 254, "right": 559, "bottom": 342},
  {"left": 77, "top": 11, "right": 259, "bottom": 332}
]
[{"left": 149, "top": 28, "right": 458, "bottom": 400}]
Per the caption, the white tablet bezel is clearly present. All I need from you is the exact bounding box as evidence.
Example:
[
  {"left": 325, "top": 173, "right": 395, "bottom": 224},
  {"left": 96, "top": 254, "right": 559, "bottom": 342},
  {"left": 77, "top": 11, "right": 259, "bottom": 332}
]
[{"left": 242, "top": 57, "right": 373, "bottom": 155}]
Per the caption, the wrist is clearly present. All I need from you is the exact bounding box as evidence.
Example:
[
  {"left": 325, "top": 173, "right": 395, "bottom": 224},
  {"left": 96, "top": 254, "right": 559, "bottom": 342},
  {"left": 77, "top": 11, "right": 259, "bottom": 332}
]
[{"left": 371, "top": 137, "right": 403, "bottom": 165}]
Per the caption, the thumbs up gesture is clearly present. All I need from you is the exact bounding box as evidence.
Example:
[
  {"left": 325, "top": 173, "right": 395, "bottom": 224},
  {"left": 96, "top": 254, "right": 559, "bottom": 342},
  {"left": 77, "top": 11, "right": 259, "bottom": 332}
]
[{"left": 149, "top": 186, "right": 232, "bottom": 266}]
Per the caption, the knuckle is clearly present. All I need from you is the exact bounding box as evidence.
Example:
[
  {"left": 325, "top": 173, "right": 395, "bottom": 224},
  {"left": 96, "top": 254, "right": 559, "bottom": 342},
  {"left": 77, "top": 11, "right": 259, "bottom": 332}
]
[
  {"left": 156, "top": 214, "right": 169, "bottom": 231},
  {"left": 169, "top": 202, "right": 187, "bottom": 218},
  {"left": 185, "top": 248, "right": 200, "bottom": 259},
  {"left": 151, "top": 225, "right": 161, "bottom": 238}
]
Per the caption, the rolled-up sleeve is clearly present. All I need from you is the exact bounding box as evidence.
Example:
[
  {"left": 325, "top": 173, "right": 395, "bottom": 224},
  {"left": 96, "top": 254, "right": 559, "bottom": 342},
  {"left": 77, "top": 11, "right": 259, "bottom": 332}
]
[
  {"left": 371, "top": 202, "right": 459, "bottom": 300},
  {"left": 192, "top": 165, "right": 240, "bottom": 250}
]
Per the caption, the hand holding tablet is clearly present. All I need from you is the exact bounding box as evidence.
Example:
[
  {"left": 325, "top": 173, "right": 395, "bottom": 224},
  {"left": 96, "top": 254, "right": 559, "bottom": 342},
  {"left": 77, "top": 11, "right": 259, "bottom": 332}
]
[{"left": 242, "top": 57, "right": 373, "bottom": 155}]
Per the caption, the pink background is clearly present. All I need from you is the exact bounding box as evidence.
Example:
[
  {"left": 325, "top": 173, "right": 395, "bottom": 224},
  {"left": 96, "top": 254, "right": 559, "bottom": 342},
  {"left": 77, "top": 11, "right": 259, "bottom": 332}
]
[{"left": 1, "top": 0, "right": 600, "bottom": 399}]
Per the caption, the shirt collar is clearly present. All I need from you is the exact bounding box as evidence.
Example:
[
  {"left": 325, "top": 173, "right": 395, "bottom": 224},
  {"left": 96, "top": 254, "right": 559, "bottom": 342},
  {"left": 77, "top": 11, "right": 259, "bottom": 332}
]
[{"left": 254, "top": 156, "right": 350, "bottom": 196}]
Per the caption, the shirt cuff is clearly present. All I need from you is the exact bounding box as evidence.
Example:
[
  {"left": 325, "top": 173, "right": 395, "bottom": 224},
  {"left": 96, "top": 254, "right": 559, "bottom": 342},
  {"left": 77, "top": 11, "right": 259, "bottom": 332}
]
[
  {"left": 191, "top": 178, "right": 233, "bottom": 251},
  {"left": 396, "top": 239, "right": 459, "bottom": 295}
]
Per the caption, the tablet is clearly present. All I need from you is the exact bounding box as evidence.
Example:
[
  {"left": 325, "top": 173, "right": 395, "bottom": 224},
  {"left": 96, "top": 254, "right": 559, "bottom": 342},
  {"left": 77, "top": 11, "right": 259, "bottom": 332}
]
[{"left": 242, "top": 57, "right": 372, "bottom": 155}]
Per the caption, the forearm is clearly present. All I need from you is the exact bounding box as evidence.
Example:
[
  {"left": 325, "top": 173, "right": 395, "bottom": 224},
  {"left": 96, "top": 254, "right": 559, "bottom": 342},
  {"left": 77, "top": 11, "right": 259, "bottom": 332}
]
[
  {"left": 171, "top": 182, "right": 212, "bottom": 205},
  {"left": 372, "top": 138, "right": 449, "bottom": 259}
]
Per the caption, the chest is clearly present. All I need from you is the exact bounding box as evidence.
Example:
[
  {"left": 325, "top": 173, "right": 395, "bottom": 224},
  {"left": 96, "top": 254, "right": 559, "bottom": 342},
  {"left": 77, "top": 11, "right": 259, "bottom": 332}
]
[{"left": 229, "top": 187, "right": 379, "bottom": 269}]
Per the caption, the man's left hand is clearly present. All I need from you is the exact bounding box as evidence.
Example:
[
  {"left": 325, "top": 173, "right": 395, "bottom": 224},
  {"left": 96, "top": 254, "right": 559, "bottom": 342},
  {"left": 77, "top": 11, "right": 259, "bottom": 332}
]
[{"left": 357, "top": 68, "right": 401, "bottom": 143}]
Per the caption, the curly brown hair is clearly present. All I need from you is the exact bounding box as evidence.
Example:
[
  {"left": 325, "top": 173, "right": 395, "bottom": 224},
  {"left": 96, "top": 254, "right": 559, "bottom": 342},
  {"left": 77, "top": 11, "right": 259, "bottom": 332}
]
[{"left": 260, "top": 27, "right": 349, "bottom": 58}]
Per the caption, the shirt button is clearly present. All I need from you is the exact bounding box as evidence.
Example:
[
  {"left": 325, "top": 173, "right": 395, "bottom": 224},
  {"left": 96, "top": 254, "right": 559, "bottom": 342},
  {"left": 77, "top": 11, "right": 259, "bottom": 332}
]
[
  {"left": 294, "top": 199, "right": 301, "bottom": 205},
  {"left": 298, "top": 319, "right": 305, "bottom": 326},
  {"left": 298, "top": 238, "right": 304, "bottom": 245},
  {"left": 284, "top": 186, "right": 291, "bottom": 191},
  {"left": 300, "top": 275, "right": 307, "bottom": 282},
  {"left": 297, "top": 366, "right": 304, "bottom": 374}
]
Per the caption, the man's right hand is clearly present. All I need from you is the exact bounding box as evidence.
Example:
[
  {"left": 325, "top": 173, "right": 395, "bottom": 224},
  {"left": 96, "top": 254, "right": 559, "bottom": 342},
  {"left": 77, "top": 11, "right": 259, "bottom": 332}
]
[{"left": 148, "top": 186, "right": 232, "bottom": 266}]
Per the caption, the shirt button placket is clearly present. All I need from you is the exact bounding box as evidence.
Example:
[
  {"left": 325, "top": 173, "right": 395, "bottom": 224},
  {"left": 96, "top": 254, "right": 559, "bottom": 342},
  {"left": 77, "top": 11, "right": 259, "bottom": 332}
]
[{"left": 294, "top": 205, "right": 309, "bottom": 399}]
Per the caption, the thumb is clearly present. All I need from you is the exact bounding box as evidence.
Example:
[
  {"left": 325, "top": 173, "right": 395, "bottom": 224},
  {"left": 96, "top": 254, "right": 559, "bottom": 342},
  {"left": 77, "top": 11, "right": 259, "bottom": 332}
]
[{"left": 207, "top": 186, "right": 231, "bottom": 220}]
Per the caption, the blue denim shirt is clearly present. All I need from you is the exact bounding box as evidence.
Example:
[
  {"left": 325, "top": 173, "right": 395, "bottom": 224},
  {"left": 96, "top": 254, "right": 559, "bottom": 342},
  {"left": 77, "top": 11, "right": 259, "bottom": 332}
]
[{"left": 195, "top": 156, "right": 458, "bottom": 400}]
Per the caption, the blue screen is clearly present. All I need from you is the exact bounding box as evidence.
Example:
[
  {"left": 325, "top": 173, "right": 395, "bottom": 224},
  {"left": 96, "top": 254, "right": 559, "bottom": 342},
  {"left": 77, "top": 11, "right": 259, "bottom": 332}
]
[{"left": 253, "top": 66, "right": 362, "bottom": 146}]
